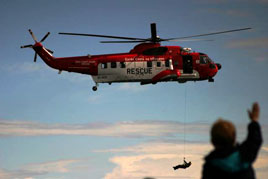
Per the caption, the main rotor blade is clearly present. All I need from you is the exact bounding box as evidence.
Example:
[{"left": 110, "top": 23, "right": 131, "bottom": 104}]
[
  {"left": 100, "top": 40, "right": 148, "bottom": 43},
  {"left": 40, "top": 32, "right": 50, "bottom": 42},
  {"left": 59, "top": 32, "right": 147, "bottom": 41},
  {"left": 166, "top": 38, "right": 214, "bottom": 42},
  {"left": 29, "top": 29, "right": 38, "bottom": 42},
  {"left": 164, "top": 27, "right": 252, "bottom": 41}
]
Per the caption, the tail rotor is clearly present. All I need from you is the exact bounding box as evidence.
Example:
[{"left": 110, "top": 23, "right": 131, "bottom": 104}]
[
  {"left": 20, "top": 44, "right": 33, "bottom": 48},
  {"left": 21, "top": 29, "right": 53, "bottom": 62},
  {"left": 34, "top": 52, "right": 37, "bottom": 62}
]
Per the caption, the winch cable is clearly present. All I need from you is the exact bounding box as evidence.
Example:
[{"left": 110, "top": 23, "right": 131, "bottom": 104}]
[{"left": 183, "top": 85, "right": 187, "bottom": 158}]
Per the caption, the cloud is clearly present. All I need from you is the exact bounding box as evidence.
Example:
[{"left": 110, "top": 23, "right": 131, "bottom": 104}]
[
  {"left": 227, "top": 38, "right": 268, "bottom": 49},
  {"left": 22, "top": 159, "right": 78, "bottom": 174},
  {"left": 226, "top": 37, "right": 268, "bottom": 62},
  {"left": 102, "top": 142, "right": 212, "bottom": 179},
  {"left": 262, "top": 146, "right": 268, "bottom": 152},
  {"left": 1, "top": 119, "right": 267, "bottom": 178},
  {"left": 1, "top": 119, "right": 266, "bottom": 140},
  {"left": 0, "top": 159, "right": 79, "bottom": 179},
  {"left": 95, "top": 141, "right": 210, "bottom": 155},
  {"left": 103, "top": 142, "right": 268, "bottom": 179},
  {"left": 1, "top": 143, "right": 267, "bottom": 179},
  {"left": 0, "top": 119, "right": 209, "bottom": 138}
]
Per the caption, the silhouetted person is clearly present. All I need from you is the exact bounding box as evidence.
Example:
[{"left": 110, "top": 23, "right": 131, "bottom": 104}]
[
  {"left": 173, "top": 158, "right": 192, "bottom": 170},
  {"left": 202, "top": 102, "right": 262, "bottom": 179}
]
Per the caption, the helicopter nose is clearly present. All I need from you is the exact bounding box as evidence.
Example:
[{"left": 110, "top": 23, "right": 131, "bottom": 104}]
[{"left": 216, "top": 63, "right": 222, "bottom": 70}]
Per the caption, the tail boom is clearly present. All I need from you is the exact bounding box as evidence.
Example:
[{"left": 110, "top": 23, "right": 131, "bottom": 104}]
[{"left": 33, "top": 43, "right": 58, "bottom": 70}]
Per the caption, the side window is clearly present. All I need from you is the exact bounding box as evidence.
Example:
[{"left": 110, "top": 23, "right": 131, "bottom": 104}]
[
  {"left": 111, "top": 62, "right": 117, "bottom": 68},
  {"left": 120, "top": 62, "right": 126, "bottom": 68},
  {"left": 101, "top": 63, "right": 107, "bottom": 69},
  {"left": 147, "top": 61, "right": 152, "bottom": 68},
  {"left": 156, "top": 61, "right": 161, "bottom": 67},
  {"left": 165, "top": 59, "right": 170, "bottom": 67}
]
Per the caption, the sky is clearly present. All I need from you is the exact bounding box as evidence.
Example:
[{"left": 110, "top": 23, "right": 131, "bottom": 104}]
[{"left": 0, "top": 0, "right": 268, "bottom": 178}]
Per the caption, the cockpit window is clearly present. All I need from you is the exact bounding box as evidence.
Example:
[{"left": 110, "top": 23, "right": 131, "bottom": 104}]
[
  {"left": 200, "top": 56, "right": 210, "bottom": 64},
  {"left": 143, "top": 47, "right": 168, "bottom": 55}
]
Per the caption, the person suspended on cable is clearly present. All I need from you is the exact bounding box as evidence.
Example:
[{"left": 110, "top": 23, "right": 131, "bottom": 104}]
[{"left": 173, "top": 158, "right": 192, "bottom": 170}]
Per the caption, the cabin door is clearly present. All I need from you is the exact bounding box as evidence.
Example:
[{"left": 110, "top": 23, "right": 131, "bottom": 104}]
[{"left": 182, "top": 55, "right": 193, "bottom": 74}]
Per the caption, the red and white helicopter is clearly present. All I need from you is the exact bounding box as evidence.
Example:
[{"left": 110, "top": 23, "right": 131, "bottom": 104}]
[{"left": 21, "top": 23, "right": 250, "bottom": 91}]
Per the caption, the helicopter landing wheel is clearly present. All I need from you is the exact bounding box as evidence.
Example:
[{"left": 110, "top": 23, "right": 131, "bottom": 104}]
[
  {"left": 92, "top": 86, "right": 98, "bottom": 91},
  {"left": 208, "top": 78, "right": 214, "bottom": 82}
]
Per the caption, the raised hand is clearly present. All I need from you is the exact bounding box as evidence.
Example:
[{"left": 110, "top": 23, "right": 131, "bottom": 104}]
[{"left": 248, "top": 102, "right": 260, "bottom": 122}]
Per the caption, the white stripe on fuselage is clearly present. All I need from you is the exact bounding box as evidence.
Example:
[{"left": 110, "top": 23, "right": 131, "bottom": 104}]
[
  {"left": 92, "top": 61, "right": 200, "bottom": 83},
  {"left": 92, "top": 61, "right": 167, "bottom": 83}
]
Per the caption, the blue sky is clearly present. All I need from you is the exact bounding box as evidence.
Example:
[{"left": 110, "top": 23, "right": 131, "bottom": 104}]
[{"left": 0, "top": 0, "right": 268, "bottom": 178}]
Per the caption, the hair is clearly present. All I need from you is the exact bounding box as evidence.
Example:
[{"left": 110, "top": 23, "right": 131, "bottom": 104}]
[{"left": 211, "top": 119, "right": 236, "bottom": 148}]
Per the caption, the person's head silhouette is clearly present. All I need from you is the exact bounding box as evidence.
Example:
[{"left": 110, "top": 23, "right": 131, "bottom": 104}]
[{"left": 210, "top": 119, "right": 236, "bottom": 149}]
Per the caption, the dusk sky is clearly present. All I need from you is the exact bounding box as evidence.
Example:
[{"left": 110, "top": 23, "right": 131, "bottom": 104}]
[{"left": 0, "top": 0, "right": 268, "bottom": 178}]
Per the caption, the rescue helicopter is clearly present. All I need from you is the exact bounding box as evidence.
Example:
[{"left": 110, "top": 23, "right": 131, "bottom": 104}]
[{"left": 21, "top": 23, "right": 250, "bottom": 91}]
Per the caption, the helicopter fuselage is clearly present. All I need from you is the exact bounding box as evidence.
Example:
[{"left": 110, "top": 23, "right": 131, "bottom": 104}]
[{"left": 33, "top": 42, "right": 221, "bottom": 90}]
